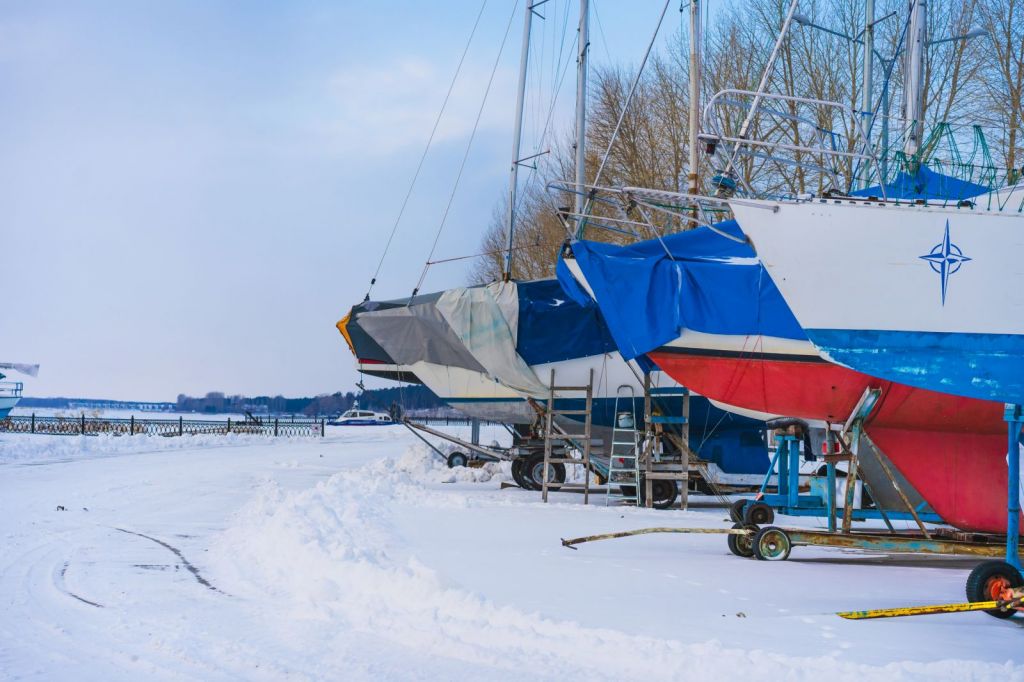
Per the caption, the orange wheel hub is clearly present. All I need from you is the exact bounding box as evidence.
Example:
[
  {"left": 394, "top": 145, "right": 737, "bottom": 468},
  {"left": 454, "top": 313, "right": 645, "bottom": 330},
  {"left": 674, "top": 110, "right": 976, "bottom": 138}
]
[{"left": 985, "top": 576, "right": 1013, "bottom": 601}]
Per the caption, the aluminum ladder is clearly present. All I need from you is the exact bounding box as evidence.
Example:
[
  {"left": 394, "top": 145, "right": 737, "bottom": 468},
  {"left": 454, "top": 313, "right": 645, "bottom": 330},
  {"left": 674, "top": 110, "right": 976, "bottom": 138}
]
[{"left": 605, "top": 385, "right": 641, "bottom": 506}]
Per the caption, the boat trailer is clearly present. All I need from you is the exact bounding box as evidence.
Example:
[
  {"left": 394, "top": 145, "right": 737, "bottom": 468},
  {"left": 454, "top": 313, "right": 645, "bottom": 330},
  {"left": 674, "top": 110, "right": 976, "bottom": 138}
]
[
  {"left": 401, "top": 417, "right": 574, "bottom": 491},
  {"left": 561, "top": 405, "right": 1024, "bottom": 621}
]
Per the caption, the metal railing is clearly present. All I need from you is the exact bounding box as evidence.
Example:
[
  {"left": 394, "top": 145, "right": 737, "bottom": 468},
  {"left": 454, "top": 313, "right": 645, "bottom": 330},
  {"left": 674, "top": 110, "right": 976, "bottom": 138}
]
[
  {"left": 0, "top": 382, "right": 23, "bottom": 398},
  {"left": 0, "top": 414, "right": 325, "bottom": 437}
]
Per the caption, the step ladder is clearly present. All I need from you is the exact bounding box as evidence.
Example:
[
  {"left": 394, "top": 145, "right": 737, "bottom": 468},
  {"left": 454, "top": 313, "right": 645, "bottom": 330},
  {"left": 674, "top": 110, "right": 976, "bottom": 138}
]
[
  {"left": 606, "top": 385, "right": 641, "bottom": 506},
  {"left": 541, "top": 368, "right": 595, "bottom": 504},
  {"left": 641, "top": 374, "right": 691, "bottom": 510}
]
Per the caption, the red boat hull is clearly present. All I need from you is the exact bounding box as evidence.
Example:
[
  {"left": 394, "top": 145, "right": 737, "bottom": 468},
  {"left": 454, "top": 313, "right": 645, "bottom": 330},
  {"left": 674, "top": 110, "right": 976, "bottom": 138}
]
[
  {"left": 649, "top": 348, "right": 1013, "bottom": 533},
  {"left": 871, "top": 427, "right": 1013, "bottom": 534}
]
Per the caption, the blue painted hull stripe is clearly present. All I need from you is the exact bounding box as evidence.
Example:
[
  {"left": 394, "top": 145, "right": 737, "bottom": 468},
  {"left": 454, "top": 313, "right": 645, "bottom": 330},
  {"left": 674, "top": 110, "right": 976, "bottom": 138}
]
[{"left": 807, "top": 328, "right": 1024, "bottom": 404}]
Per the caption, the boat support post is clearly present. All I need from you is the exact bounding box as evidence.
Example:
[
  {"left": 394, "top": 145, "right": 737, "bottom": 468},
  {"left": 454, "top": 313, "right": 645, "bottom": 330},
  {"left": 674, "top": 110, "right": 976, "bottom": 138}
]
[{"left": 1006, "top": 403, "right": 1023, "bottom": 569}]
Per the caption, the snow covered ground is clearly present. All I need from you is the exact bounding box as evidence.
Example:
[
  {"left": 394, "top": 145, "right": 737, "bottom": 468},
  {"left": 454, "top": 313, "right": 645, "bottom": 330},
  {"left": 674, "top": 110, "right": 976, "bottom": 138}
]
[{"left": 2, "top": 427, "right": 1022, "bottom": 681}]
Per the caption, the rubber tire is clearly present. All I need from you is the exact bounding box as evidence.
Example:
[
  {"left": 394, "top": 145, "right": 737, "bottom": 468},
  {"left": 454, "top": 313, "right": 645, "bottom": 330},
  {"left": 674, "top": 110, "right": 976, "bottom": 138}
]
[
  {"left": 729, "top": 499, "right": 747, "bottom": 523},
  {"left": 640, "top": 479, "right": 679, "bottom": 510},
  {"left": 743, "top": 502, "right": 775, "bottom": 526},
  {"left": 966, "top": 560, "right": 1024, "bottom": 619},
  {"left": 727, "top": 522, "right": 759, "bottom": 558},
  {"left": 510, "top": 458, "right": 528, "bottom": 489},
  {"left": 525, "top": 453, "right": 565, "bottom": 492},
  {"left": 447, "top": 452, "right": 469, "bottom": 468},
  {"left": 752, "top": 526, "right": 792, "bottom": 561}
]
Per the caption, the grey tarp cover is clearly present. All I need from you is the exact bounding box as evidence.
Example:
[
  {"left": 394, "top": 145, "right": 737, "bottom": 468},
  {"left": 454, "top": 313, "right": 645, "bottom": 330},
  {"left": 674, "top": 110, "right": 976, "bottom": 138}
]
[
  {"left": 356, "top": 294, "right": 488, "bottom": 373},
  {"left": 0, "top": 363, "right": 39, "bottom": 377}
]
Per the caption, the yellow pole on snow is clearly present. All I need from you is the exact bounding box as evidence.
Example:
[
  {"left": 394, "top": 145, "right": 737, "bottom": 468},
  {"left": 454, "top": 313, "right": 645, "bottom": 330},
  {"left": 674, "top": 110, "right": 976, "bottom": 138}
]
[
  {"left": 838, "top": 600, "right": 1018, "bottom": 620},
  {"left": 561, "top": 526, "right": 752, "bottom": 549}
]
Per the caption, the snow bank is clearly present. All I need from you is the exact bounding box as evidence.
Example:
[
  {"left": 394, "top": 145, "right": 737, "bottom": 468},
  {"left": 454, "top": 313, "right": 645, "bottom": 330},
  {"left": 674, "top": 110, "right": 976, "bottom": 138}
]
[
  {"left": 210, "top": 446, "right": 1021, "bottom": 681},
  {"left": 0, "top": 432, "right": 306, "bottom": 465}
]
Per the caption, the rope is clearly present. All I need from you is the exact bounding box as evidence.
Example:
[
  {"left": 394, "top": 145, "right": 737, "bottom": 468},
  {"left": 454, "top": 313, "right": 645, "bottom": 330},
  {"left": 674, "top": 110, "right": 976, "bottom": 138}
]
[
  {"left": 578, "top": 0, "right": 672, "bottom": 239},
  {"left": 363, "top": 0, "right": 489, "bottom": 301},
  {"left": 397, "top": 3, "right": 575, "bottom": 282},
  {"left": 412, "top": 0, "right": 521, "bottom": 299}
]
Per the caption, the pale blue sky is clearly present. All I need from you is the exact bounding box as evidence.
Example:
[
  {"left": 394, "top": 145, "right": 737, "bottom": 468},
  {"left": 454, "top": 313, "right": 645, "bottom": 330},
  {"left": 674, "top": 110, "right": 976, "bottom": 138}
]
[{"left": 3, "top": 1, "right": 690, "bottom": 400}]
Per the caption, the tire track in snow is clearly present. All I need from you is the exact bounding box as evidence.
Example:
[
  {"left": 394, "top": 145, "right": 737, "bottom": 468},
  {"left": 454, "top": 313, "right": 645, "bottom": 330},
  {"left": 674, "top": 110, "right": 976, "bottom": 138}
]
[
  {"left": 56, "top": 561, "right": 103, "bottom": 608},
  {"left": 115, "top": 528, "right": 225, "bottom": 594}
]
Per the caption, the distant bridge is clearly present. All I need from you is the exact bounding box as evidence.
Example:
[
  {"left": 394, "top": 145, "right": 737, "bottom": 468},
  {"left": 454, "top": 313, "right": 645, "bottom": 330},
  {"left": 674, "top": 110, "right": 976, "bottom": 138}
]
[{"left": 66, "top": 400, "right": 176, "bottom": 412}]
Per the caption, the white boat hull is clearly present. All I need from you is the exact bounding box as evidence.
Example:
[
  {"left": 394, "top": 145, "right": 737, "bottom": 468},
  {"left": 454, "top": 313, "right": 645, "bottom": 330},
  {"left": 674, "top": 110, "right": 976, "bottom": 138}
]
[{"left": 733, "top": 198, "right": 1024, "bottom": 404}]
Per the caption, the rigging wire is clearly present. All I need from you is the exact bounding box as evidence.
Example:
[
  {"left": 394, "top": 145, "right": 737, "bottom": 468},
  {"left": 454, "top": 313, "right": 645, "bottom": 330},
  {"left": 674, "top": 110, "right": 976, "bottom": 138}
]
[
  {"left": 578, "top": 0, "right": 673, "bottom": 239},
  {"left": 513, "top": 24, "right": 577, "bottom": 219},
  {"left": 591, "top": 0, "right": 612, "bottom": 63},
  {"left": 411, "top": 0, "right": 522, "bottom": 299},
  {"left": 363, "top": 0, "right": 489, "bottom": 301},
  {"left": 420, "top": 2, "right": 576, "bottom": 278}
]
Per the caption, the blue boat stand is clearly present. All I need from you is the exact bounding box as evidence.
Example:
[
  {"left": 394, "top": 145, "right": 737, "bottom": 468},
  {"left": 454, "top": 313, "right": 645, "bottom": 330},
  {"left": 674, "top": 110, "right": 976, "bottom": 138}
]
[
  {"left": 1006, "top": 404, "right": 1023, "bottom": 569},
  {"left": 740, "top": 432, "right": 942, "bottom": 526}
]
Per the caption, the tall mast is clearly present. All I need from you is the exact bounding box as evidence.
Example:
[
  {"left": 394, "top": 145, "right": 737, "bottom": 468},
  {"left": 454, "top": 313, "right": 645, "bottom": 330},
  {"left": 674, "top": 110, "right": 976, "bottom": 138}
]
[
  {"left": 574, "top": 0, "right": 590, "bottom": 222},
  {"left": 687, "top": 0, "right": 702, "bottom": 217},
  {"left": 859, "top": 0, "right": 874, "bottom": 188},
  {"left": 688, "top": 0, "right": 704, "bottom": 195},
  {"left": 503, "top": 2, "right": 535, "bottom": 281},
  {"left": 862, "top": 0, "right": 875, "bottom": 126},
  {"left": 903, "top": 0, "right": 927, "bottom": 159}
]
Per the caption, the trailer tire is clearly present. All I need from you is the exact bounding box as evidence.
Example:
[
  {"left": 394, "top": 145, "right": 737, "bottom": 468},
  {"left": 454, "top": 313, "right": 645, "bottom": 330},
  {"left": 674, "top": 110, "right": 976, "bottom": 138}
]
[
  {"left": 524, "top": 453, "right": 565, "bottom": 491},
  {"left": 752, "top": 526, "right": 791, "bottom": 561},
  {"left": 727, "top": 522, "right": 758, "bottom": 558},
  {"left": 743, "top": 502, "right": 775, "bottom": 525},
  {"left": 446, "top": 452, "right": 469, "bottom": 468},
  {"left": 729, "top": 499, "right": 747, "bottom": 523},
  {"left": 966, "top": 560, "right": 1024, "bottom": 619},
  {"left": 640, "top": 479, "right": 678, "bottom": 510},
  {"left": 510, "top": 458, "right": 528, "bottom": 488}
]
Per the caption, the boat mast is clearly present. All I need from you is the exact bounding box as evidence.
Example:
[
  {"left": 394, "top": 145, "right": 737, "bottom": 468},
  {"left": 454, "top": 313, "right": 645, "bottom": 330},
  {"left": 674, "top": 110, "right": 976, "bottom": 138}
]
[
  {"left": 859, "top": 0, "right": 874, "bottom": 188},
  {"left": 687, "top": 0, "right": 701, "bottom": 221},
  {"left": 503, "top": 2, "right": 535, "bottom": 281},
  {"left": 574, "top": 0, "right": 590, "bottom": 226},
  {"left": 902, "top": 0, "right": 927, "bottom": 161}
]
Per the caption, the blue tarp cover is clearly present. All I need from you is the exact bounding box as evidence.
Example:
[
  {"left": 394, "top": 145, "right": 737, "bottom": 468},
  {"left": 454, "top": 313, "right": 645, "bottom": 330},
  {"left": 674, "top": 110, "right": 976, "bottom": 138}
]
[
  {"left": 853, "top": 164, "right": 989, "bottom": 201},
  {"left": 514, "top": 278, "right": 619, "bottom": 366},
  {"left": 557, "top": 220, "right": 806, "bottom": 361},
  {"left": 558, "top": 167, "right": 986, "bottom": 362}
]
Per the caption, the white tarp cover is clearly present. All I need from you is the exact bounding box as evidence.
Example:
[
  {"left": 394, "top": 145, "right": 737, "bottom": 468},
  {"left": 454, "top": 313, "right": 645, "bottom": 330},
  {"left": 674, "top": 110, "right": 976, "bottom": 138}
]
[{"left": 437, "top": 283, "right": 549, "bottom": 397}]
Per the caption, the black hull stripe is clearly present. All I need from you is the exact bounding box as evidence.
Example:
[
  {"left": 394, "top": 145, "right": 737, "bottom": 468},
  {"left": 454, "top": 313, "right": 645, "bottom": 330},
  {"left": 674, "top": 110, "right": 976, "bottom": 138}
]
[
  {"left": 359, "top": 368, "right": 423, "bottom": 384},
  {"left": 652, "top": 345, "right": 828, "bottom": 364}
]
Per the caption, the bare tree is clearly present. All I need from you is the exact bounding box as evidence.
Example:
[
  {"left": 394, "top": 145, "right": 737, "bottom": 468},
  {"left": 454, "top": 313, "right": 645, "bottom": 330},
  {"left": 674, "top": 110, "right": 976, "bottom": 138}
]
[{"left": 470, "top": 0, "right": 1020, "bottom": 283}]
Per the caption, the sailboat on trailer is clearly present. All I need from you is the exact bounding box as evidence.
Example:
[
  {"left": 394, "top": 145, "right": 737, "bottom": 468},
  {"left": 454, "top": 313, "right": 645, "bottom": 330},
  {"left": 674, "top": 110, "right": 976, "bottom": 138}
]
[{"left": 555, "top": 0, "right": 1018, "bottom": 533}]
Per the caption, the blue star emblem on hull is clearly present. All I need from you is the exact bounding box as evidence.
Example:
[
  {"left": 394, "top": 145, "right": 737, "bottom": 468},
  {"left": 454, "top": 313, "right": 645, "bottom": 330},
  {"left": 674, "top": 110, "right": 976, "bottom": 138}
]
[{"left": 919, "top": 220, "right": 971, "bottom": 305}]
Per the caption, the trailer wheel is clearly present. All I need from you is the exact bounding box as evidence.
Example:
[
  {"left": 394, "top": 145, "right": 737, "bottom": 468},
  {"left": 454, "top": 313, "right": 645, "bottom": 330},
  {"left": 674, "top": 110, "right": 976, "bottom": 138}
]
[
  {"left": 510, "top": 458, "right": 528, "bottom": 488},
  {"left": 727, "top": 522, "right": 758, "bottom": 558},
  {"left": 729, "top": 499, "right": 747, "bottom": 523},
  {"left": 640, "top": 479, "right": 678, "bottom": 510},
  {"left": 524, "top": 453, "right": 565, "bottom": 491},
  {"left": 446, "top": 452, "right": 469, "bottom": 468},
  {"left": 743, "top": 502, "right": 775, "bottom": 525},
  {"left": 966, "top": 560, "right": 1024, "bottom": 619},
  {"left": 752, "top": 526, "right": 791, "bottom": 561}
]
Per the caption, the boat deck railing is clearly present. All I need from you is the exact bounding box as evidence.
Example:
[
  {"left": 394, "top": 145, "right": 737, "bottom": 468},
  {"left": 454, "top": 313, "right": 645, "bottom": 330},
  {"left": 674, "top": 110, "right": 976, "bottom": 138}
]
[{"left": 0, "top": 382, "right": 23, "bottom": 398}]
